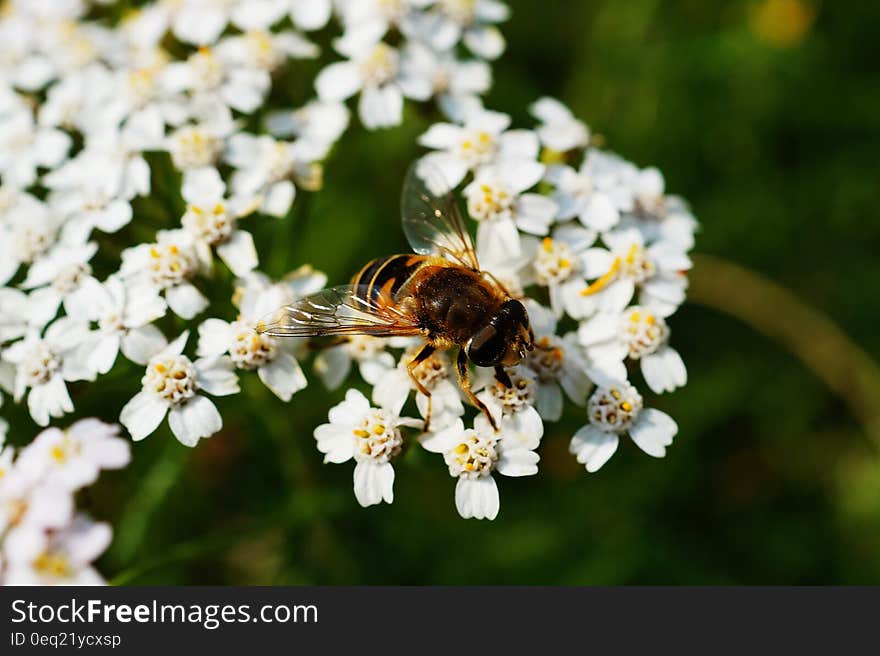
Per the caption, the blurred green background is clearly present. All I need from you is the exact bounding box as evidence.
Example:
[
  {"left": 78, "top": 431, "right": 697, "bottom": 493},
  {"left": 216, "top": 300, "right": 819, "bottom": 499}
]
[{"left": 8, "top": 0, "right": 880, "bottom": 584}]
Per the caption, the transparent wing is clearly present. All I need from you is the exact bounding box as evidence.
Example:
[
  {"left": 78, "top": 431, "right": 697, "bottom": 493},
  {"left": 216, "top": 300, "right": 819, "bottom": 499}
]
[
  {"left": 401, "top": 159, "right": 480, "bottom": 271},
  {"left": 256, "top": 285, "right": 424, "bottom": 338}
]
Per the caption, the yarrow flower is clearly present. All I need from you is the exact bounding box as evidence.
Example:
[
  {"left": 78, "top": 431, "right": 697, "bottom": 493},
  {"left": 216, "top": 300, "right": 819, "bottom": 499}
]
[
  {"left": 0, "top": 0, "right": 697, "bottom": 529},
  {"left": 314, "top": 389, "right": 422, "bottom": 507},
  {"left": 570, "top": 381, "right": 678, "bottom": 473},
  {"left": 120, "top": 331, "right": 239, "bottom": 446},
  {"left": 120, "top": 229, "right": 209, "bottom": 320},
  {"left": 0, "top": 419, "right": 128, "bottom": 586},
  {"left": 2, "top": 319, "right": 92, "bottom": 427},
  {"left": 422, "top": 413, "right": 540, "bottom": 520}
]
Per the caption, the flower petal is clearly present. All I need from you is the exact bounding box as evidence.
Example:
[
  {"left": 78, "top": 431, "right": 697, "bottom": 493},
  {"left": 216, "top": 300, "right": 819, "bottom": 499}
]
[
  {"left": 120, "top": 390, "right": 168, "bottom": 441},
  {"left": 629, "top": 408, "right": 677, "bottom": 458},
  {"left": 258, "top": 352, "right": 307, "bottom": 402},
  {"left": 168, "top": 396, "right": 222, "bottom": 447},
  {"left": 569, "top": 425, "right": 618, "bottom": 472},
  {"left": 455, "top": 476, "right": 499, "bottom": 520}
]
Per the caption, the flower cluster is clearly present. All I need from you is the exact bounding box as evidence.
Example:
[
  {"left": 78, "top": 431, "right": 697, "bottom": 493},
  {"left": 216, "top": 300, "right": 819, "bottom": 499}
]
[
  {"left": 314, "top": 101, "right": 696, "bottom": 516},
  {"left": 0, "top": 418, "right": 130, "bottom": 585},
  {"left": 0, "top": 0, "right": 697, "bottom": 536}
]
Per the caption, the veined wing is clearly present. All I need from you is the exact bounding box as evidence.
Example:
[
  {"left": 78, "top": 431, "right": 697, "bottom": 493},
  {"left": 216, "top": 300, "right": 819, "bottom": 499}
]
[
  {"left": 401, "top": 159, "right": 480, "bottom": 271},
  {"left": 256, "top": 285, "right": 423, "bottom": 338}
]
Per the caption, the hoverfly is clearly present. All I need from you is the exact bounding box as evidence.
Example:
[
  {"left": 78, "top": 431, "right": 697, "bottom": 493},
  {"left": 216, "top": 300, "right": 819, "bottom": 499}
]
[{"left": 257, "top": 162, "right": 534, "bottom": 431}]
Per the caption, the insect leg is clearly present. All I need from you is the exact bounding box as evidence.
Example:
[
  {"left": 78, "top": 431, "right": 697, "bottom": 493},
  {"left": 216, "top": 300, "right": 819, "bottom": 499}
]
[
  {"left": 407, "top": 343, "right": 436, "bottom": 431},
  {"left": 456, "top": 349, "right": 498, "bottom": 432},
  {"left": 494, "top": 366, "right": 512, "bottom": 389}
]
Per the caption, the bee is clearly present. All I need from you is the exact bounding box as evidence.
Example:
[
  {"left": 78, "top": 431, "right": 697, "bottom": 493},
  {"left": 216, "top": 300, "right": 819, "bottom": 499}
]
[{"left": 257, "top": 162, "right": 534, "bottom": 431}]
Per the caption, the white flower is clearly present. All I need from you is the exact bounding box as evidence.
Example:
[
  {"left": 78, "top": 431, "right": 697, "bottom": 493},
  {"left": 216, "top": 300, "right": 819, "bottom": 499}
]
[
  {"left": 216, "top": 29, "right": 318, "bottom": 72},
  {"left": 198, "top": 273, "right": 315, "bottom": 402},
  {"left": 165, "top": 105, "right": 237, "bottom": 171},
  {"left": 0, "top": 287, "right": 32, "bottom": 344},
  {"left": 288, "top": 0, "right": 333, "bottom": 31},
  {"left": 42, "top": 108, "right": 161, "bottom": 238},
  {"left": 234, "top": 266, "right": 328, "bottom": 321},
  {"left": 314, "top": 335, "right": 397, "bottom": 391},
  {"left": 161, "top": 44, "right": 271, "bottom": 114},
  {"left": 628, "top": 165, "right": 669, "bottom": 218},
  {"left": 0, "top": 421, "right": 12, "bottom": 475},
  {"left": 520, "top": 223, "right": 597, "bottom": 318},
  {"left": 620, "top": 166, "right": 699, "bottom": 252},
  {"left": 15, "top": 419, "right": 130, "bottom": 491},
  {"left": 180, "top": 167, "right": 259, "bottom": 275},
  {"left": 547, "top": 149, "right": 636, "bottom": 233},
  {"left": 120, "top": 331, "right": 239, "bottom": 447},
  {"left": 418, "top": 106, "right": 539, "bottom": 188},
  {"left": 0, "top": 471, "right": 73, "bottom": 537},
  {"left": 315, "top": 25, "right": 430, "bottom": 129},
  {"left": 265, "top": 99, "right": 350, "bottom": 156},
  {"left": 579, "top": 226, "right": 692, "bottom": 316},
  {"left": 336, "top": 0, "right": 421, "bottom": 36},
  {"left": 70, "top": 276, "right": 166, "bottom": 375},
  {"left": 225, "top": 133, "right": 312, "bottom": 217},
  {"left": 0, "top": 195, "right": 65, "bottom": 287},
  {"left": 578, "top": 306, "right": 687, "bottom": 394},
  {"left": 172, "top": 0, "right": 240, "bottom": 46},
  {"left": 400, "top": 41, "right": 491, "bottom": 116},
  {"left": 474, "top": 365, "right": 543, "bottom": 440},
  {"left": 414, "top": 0, "right": 510, "bottom": 60},
  {"left": 313, "top": 389, "right": 421, "bottom": 507},
  {"left": 3, "top": 319, "right": 92, "bottom": 427},
  {"left": 0, "top": 15, "right": 56, "bottom": 91},
  {"left": 421, "top": 413, "right": 539, "bottom": 520},
  {"left": 530, "top": 97, "right": 589, "bottom": 152},
  {"left": 21, "top": 241, "right": 103, "bottom": 329},
  {"left": 463, "top": 160, "right": 557, "bottom": 260},
  {"left": 120, "top": 229, "right": 209, "bottom": 320},
  {"left": 372, "top": 346, "right": 464, "bottom": 432},
  {"left": 0, "top": 106, "right": 71, "bottom": 189},
  {"left": 3, "top": 515, "right": 111, "bottom": 585},
  {"left": 570, "top": 380, "right": 678, "bottom": 472},
  {"left": 38, "top": 63, "right": 116, "bottom": 134},
  {"left": 521, "top": 300, "right": 591, "bottom": 421}
]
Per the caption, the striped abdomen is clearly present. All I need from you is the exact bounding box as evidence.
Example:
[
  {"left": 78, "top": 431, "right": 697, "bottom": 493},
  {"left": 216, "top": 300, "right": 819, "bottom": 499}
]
[{"left": 351, "top": 254, "right": 429, "bottom": 304}]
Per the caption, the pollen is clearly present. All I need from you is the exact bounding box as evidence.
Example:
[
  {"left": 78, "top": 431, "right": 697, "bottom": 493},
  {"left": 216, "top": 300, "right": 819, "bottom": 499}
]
[
  {"left": 580, "top": 257, "right": 621, "bottom": 296},
  {"left": 33, "top": 552, "right": 71, "bottom": 579}
]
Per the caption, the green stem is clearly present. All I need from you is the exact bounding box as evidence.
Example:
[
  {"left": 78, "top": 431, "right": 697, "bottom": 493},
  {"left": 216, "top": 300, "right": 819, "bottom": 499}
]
[
  {"left": 109, "top": 439, "right": 189, "bottom": 567},
  {"left": 687, "top": 253, "right": 880, "bottom": 447}
]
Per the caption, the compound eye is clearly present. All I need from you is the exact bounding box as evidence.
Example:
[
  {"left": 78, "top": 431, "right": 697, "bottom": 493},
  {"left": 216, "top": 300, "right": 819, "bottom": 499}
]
[{"left": 466, "top": 325, "right": 507, "bottom": 367}]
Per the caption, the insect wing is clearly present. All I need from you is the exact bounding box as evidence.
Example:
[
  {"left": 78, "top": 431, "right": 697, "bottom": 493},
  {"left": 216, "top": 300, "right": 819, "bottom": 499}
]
[
  {"left": 257, "top": 285, "right": 423, "bottom": 338},
  {"left": 401, "top": 159, "right": 480, "bottom": 271}
]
